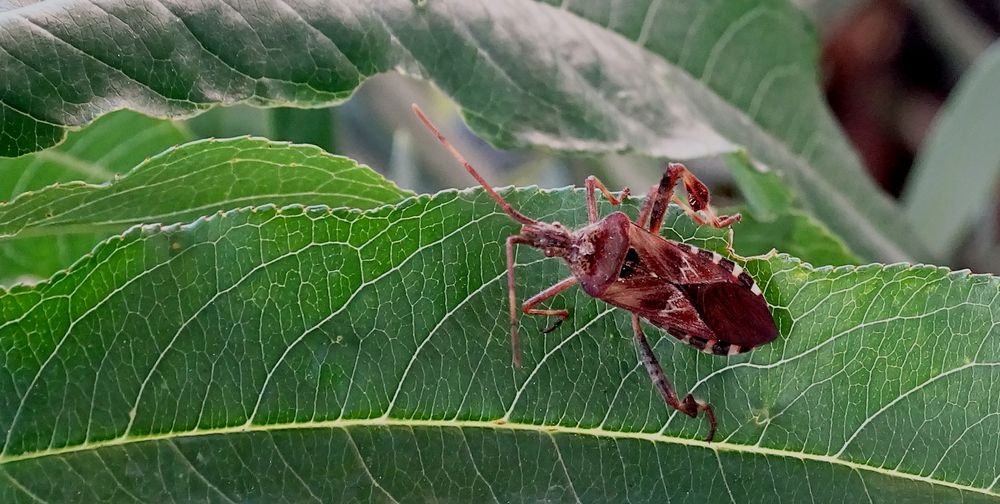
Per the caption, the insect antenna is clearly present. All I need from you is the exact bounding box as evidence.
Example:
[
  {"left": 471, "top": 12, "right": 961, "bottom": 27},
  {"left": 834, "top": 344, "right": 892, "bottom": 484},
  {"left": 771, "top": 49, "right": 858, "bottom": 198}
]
[{"left": 412, "top": 104, "right": 536, "bottom": 225}]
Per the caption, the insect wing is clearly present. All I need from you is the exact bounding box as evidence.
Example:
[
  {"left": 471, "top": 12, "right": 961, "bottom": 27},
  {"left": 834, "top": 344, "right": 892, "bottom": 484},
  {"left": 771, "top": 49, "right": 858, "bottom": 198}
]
[
  {"left": 679, "top": 282, "right": 777, "bottom": 351},
  {"left": 622, "top": 223, "right": 736, "bottom": 286},
  {"left": 602, "top": 264, "right": 719, "bottom": 347},
  {"left": 602, "top": 224, "right": 778, "bottom": 354}
]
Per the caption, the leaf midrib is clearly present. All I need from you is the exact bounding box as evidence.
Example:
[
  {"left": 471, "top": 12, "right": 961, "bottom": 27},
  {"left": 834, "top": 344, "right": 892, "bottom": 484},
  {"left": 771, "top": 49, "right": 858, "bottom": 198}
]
[{"left": 0, "top": 417, "right": 995, "bottom": 498}]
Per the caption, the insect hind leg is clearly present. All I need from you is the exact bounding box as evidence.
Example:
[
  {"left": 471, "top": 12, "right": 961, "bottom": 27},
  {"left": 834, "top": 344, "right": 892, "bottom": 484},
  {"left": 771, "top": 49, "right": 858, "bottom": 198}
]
[
  {"left": 638, "top": 163, "right": 740, "bottom": 234},
  {"left": 631, "top": 314, "right": 717, "bottom": 442}
]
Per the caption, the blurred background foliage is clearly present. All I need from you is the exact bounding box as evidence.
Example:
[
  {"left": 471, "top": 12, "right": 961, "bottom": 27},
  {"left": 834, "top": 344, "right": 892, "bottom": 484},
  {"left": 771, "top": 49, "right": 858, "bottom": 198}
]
[{"left": 4, "top": 0, "right": 1000, "bottom": 274}]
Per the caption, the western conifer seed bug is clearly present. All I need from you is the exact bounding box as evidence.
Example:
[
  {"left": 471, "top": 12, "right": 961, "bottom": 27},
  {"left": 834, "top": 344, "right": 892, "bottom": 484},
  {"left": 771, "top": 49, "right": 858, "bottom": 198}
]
[{"left": 412, "top": 105, "right": 778, "bottom": 441}]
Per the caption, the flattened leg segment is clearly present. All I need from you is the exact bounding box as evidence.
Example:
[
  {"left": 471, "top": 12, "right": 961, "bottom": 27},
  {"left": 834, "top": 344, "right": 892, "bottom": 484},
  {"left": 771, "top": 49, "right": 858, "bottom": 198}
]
[{"left": 638, "top": 163, "right": 741, "bottom": 233}]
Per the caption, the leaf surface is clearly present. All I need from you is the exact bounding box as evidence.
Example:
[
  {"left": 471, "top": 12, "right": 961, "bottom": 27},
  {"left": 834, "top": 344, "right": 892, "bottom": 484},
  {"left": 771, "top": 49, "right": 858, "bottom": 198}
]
[
  {"left": 0, "top": 0, "right": 927, "bottom": 262},
  {"left": 0, "top": 190, "right": 996, "bottom": 502},
  {"left": 0, "top": 111, "right": 190, "bottom": 198},
  {"left": 0, "top": 137, "right": 411, "bottom": 284},
  {"left": 723, "top": 151, "right": 858, "bottom": 266},
  {"left": 0, "top": 111, "right": 192, "bottom": 284},
  {"left": 731, "top": 208, "right": 857, "bottom": 266}
]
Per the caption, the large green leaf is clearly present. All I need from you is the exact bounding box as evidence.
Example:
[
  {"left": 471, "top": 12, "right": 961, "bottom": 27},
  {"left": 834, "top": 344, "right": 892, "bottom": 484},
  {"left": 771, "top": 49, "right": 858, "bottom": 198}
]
[
  {"left": 0, "top": 189, "right": 996, "bottom": 502},
  {"left": 0, "top": 137, "right": 411, "bottom": 285},
  {"left": 0, "top": 0, "right": 928, "bottom": 263}
]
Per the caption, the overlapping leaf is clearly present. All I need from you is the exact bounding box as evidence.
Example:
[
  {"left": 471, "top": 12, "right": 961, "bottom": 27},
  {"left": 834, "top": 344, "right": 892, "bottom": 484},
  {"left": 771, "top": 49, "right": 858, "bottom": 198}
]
[
  {"left": 0, "top": 111, "right": 190, "bottom": 198},
  {"left": 0, "top": 189, "right": 996, "bottom": 502},
  {"left": 723, "top": 152, "right": 857, "bottom": 266},
  {"left": 0, "top": 0, "right": 927, "bottom": 262},
  {"left": 0, "top": 137, "right": 410, "bottom": 284},
  {"left": 0, "top": 111, "right": 192, "bottom": 283}
]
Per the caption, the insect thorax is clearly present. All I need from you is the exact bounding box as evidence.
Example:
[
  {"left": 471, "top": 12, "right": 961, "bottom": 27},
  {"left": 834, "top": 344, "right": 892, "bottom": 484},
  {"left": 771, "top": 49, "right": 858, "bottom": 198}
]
[{"left": 567, "top": 212, "right": 631, "bottom": 296}]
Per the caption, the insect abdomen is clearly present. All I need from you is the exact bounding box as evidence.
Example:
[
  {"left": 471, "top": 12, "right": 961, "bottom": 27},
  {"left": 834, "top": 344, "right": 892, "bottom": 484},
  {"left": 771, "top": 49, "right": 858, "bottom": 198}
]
[{"left": 685, "top": 334, "right": 748, "bottom": 356}]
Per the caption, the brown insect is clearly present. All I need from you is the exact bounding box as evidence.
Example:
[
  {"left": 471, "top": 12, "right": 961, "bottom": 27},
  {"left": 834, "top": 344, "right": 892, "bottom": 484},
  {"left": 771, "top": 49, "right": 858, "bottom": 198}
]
[{"left": 412, "top": 105, "right": 778, "bottom": 441}]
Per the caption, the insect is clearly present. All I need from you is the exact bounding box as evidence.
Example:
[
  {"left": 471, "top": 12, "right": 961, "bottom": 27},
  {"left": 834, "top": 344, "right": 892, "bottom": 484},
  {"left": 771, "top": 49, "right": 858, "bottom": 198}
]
[{"left": 412, "top": 105, "right": 778, "bottom": 441}]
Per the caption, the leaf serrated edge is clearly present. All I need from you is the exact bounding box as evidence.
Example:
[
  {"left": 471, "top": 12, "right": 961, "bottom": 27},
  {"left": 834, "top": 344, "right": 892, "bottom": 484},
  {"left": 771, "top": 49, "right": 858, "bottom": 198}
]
[
  {"left": 5, "top": 188, "right": 996, "bottom": 297},
  {"left": 772, "top": 250, "right": 996, "bottom": 283},
  {"left": 0, "top": 145, "right": 416, "bottom": 293},
  {"left": 0, "top": 135, "right": 412, "bottom": 215}
]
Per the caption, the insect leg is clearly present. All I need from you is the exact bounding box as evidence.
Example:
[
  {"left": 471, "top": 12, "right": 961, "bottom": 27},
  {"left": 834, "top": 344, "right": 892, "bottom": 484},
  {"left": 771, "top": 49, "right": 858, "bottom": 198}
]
[
  {"left": 639, "top": 163, "right": 741, "bottom": 233},
  {"left": 637, "top": 164, "right": 681, "bottom": 232},
  {"left": 631, "top": 314, "right": 717, "bottom": 442},
  {"left": 668, "top": 163, "right": 741, "bottom": 229},
  {"left": 521, "top": 276, "right": 578, "bottom": 333},
  {"left": 725, "top": 228, "right": 778, "bottom": 262},
  {"left": 507, "top": 235, "right": 530, "bottom": 368},
  {"left": 585, "top": 176, "right": 630, "bottom": 223}
]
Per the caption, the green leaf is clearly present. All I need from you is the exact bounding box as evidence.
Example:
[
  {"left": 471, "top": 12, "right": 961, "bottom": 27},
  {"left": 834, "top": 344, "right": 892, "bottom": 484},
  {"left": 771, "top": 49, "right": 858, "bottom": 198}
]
[
  {"left": 0, "top": 0, "right": 928, "bottom": 263},
  {"left": 0, "top": 111, "right": 192, "bottom": 284},
  {"left": 722, "top": 150, "right": 858, "bottom": 266},
  {"left": 901, "top": 40, "right": 1000, "bottom": 259},
  {"left": 731, "top": 208, "right": 859, "bottom": 266},
  {"left": 187, "top": 106, "right": 338, "bottom": 153},
  {"left": 0, "top": 189, "right": 996, "bottom": 502},
  {"left": 0, "top": 137, "right": 411, "bottom": 285},
  {"left": 723, "top": 151, "right": 794, "bottom": 222},
  {"left": 0, "top": 110, "right": 190, "bottom": 199}
]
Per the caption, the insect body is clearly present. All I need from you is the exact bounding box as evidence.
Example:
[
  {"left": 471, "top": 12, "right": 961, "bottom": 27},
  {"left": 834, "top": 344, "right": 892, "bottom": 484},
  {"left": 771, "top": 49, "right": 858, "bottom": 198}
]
[{"left": 412, "top": 105, "right": 778, "bottom": 441}]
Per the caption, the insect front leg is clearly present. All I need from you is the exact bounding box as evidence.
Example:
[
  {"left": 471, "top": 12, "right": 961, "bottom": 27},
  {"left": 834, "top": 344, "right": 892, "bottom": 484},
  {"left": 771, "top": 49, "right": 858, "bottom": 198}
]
[
  {"left": 507, "top": 235, "right": 530, "bottom": 368},
  {"left": 521, "top": 276, "right": 578, "bottom": 334},
  {"left": 508, "top": 241, "right": 578, "bottom": 367},
  {"left": 631, "top": 314, "right": 717, "bottom": 442},
  {"left": 585, "top": 176, "right": 630, "bottom": 223}
]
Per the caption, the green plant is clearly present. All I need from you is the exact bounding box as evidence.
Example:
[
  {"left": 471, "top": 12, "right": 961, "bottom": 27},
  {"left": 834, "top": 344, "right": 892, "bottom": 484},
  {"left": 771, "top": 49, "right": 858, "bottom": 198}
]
[{"left": 1, "top": 2, "right": 998, "bottom": 502}]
